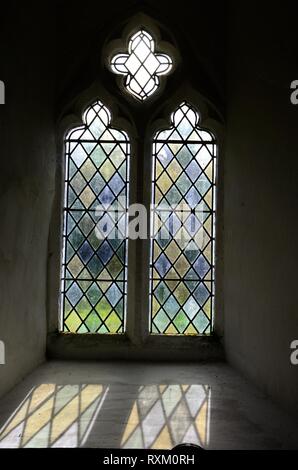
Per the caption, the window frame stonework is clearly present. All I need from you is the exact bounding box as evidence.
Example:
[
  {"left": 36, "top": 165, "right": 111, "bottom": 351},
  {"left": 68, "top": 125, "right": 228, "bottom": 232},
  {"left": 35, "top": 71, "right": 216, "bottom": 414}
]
[{"left": 46, "top": 14, "right": 225, "bottom": 361}]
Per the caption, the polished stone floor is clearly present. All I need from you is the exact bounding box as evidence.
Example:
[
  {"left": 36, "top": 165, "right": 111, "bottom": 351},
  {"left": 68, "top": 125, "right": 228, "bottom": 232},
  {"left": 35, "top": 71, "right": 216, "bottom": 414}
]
[{"left": 0, "top": 361, "right": 297, "bottom": 449}]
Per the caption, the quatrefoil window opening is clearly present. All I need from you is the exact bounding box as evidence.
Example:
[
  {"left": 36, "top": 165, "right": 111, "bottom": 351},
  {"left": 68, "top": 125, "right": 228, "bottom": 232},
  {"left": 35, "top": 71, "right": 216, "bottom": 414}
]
[{"left": 110, "top": 30, "right": 173, "bottom": 101}]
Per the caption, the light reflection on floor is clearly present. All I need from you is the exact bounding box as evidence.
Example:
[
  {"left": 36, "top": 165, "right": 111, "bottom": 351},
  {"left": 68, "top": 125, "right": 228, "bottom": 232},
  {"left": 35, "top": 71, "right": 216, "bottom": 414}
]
[
  {"left": 0, "top": 384, "right": 108, "bottom": 448},
  {"left": 121, "top": 385, "right": 210, "bottom": 448},
  {"left": 0, "top": 383, "right": 210, "bottom": 448}
]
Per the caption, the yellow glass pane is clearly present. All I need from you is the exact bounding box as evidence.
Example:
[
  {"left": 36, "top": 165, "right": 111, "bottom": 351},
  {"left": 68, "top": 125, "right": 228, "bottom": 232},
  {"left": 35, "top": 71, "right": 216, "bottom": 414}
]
[
  {"left": 165, "top": 241, "right": 179, "bottom": 264},
  {"left": 157, "top": 173, "right": 172, "bottom": 193},
  {"left": 174, "top": 254, "right": 189, "bottom": 277},
  {"left": 173, "top": 282, "right": 190, "bottom": 304},
  {"left": 166, "top": 159, "right": 182, "bottom": 180},
  {"left": 80, "top": 159, "right": 96, "bottom": 180},
  {"left": 100, "top": 160, "right": 115, "bottom": 181},
  {"left": 80, "top": 186, "right": 96, "bottom": 207},
  {"left": 67, "top": 255, "right": 83, "bottom": 277}
]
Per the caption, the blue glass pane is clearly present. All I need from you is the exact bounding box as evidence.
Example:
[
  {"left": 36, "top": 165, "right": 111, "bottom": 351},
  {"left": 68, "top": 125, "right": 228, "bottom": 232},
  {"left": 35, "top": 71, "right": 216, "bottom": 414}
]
[
  {"left": 98, "top": 241, "right": 113, "bottom": 264},
  {"left": 185, "top": 187, "right": 201, "bottom": 208},
  {"left": 194, "top": 283, "right": 209, "bottom": 305},
  {"left": 186, "top": 160, "right": 201, "bottom": 182},
  {"left": 78, "top": 241, "right": 94, "bottom": 263},
  {"left": 67, "top": 283, "right": 83, "bottom": 306},
  {"left": 157, "top": 146, "right": 173, "bottom": 167},
  {"left": 155, "top": 254, "right": 171, "bottom": 276},
  {"left": 193, "top": 255, "right": 210, "bottom": 278},
  {"left": 109, "top": 173, "right": 125, "bottom": 195},
  {"left": 164, "top": 295, "right": 180, "bottom": 318},
  {"left": 99, "top": 186, "right": 115, "bottom": 205},
  {"left": 106, "top": 284, "right": 122, "bottom": 307}
]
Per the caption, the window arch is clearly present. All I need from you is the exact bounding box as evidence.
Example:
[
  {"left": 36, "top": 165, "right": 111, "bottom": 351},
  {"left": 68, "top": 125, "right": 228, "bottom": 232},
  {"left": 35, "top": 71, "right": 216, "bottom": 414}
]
[
  {"left": 150, "top": 102, "right": 216, "bottom": 335},
  {"left": 53, "top": 15, "right": 222, "bottom": 348},
  {"left": 61, "top": 101, "right": 130, "bottom": 333}
]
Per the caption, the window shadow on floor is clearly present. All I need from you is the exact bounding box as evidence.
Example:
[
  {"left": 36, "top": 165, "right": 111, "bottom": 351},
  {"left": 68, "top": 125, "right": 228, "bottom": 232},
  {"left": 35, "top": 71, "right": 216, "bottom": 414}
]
[{"left": 0, "top": 382, "right": 211, "bottom": 448}]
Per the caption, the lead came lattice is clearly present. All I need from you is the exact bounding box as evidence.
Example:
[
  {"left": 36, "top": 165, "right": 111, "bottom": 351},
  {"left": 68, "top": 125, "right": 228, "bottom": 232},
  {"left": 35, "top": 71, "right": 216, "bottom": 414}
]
[
  {"left": 110, "top": 30, "right": 172, "bottom": 101},
  {"left": 150, "top": 102, "right": 216, "bottom": 335},
  {"left": 61, "top": 101, "right": 130, "bottom": 333}
]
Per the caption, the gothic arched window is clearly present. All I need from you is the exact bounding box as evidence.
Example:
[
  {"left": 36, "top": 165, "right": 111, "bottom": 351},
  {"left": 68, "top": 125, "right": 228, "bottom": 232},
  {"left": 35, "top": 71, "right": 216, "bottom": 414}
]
[
  {"left": 61, "top": 102, "right": 130, "bottom": 333},
  {"left": 150, "top": 103, "right": 216, "bottom": 335},
  {"left": 56, "top": 17, "right": 220, "bottom": 343}
]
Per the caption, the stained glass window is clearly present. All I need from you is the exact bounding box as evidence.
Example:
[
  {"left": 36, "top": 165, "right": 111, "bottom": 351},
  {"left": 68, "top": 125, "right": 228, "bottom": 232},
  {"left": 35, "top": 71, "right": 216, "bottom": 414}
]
[
  {"left": 110, "top": 30, "right": 172, "bottom": 101},
  {"left": 60, "top": 101, "right": 130, "bottom": 333},
  {"left": 150, "top": 102, "right": 216, "bottom": 335}
]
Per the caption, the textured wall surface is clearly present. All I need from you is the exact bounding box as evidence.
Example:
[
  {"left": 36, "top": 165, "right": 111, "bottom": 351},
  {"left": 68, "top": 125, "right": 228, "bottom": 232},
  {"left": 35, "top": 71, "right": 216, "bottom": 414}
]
[
  {"left": 224, "top": 2, "right": 298, "bottom": 415},
  {"left": 0, "top": 4, "right": 56, "bottom": 398}
]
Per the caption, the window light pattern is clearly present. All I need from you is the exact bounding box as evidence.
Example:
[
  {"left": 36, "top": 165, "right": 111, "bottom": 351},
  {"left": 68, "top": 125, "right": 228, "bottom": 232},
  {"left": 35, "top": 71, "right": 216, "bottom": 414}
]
[
  {"left": 150, "top": 102, "right": 216, "bottom": 335},
  {"left": 121, "top": 384, "right": 210, "bottom": 449},
  {"left": 0, "top": 384, "right": 108, "bottom": 448},
  {"left": 0, "top": 383, "right": 210, "bottom": 449},
  {"left": 61, "top": 101, "right": 130, "bottom": 333},
  {"left": 110, "top": 30, "right": 172, "bottom": 101}
]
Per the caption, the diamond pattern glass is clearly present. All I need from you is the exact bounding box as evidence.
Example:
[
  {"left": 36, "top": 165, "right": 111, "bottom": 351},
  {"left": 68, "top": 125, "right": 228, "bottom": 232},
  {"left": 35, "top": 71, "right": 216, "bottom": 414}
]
[
  {"left": 61, "top": 101, "right": 130, "bottom": 333},
  {"left": 150, "top": 102, "right": 216, "bottom": 335},
  {"left": 110, "top": 30, "right": 172, "bottom": 101}
]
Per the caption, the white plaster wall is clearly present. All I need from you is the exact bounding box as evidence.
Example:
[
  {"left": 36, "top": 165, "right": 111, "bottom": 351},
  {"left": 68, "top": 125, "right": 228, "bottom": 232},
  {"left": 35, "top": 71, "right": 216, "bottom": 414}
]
[
  {"left": 0, "top": 3, "right": 56, "bottom": 398},
  {"left": 224, "top": 2, "right": 298, "bottom": 416}
]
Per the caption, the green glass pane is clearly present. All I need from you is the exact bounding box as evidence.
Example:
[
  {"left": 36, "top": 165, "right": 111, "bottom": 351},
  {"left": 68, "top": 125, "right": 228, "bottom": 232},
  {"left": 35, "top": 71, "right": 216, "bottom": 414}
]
[
  {"left": 68, "top": 228, "right": 84, "bottom": 250},
  {"left": 176, "top": 173, "right": 192, "bottom": 195},
  {"left": 154, "top": 281, "right": 171, "bottom": 304},
  {"left": 176, "top": 147, "right": 192, "bottom": 168},
  {"left": 67, "top": 187, "right": 76, "bottom": 206},
  {"left": 75, "top": 297, "right": 92, "bottom": 319},
  {"left": 87, "top": 256, "right": 103, "bottom": 278},
  {"left": 95, "top": 298, "right": 112, "bottom": 319},
  {"left": 78, "top": 213, "right": 94, "bottom": 236},
  {"left": 107, "top": 255, "right": 122, "bottom": 278},
  {"left": 165, "top": 187, "right": 182, "bottom": 205},
  {"left": 153, "top": 310, "right": 170, "bottom": 332},
  {"left": 85, "top": 312, "right": 102, "bottom": 332},
  {"left": 71, "top": 172, "right": 86, "bottom": 195},
  {"left": 86, "top": 283, "right": 102, "bottom": 306},
  {"left": 173, "top": 311, "right": 189, "bottom": 333},
  {"left": 115, "top": 298, "right": 124, "bottom": 318}
]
